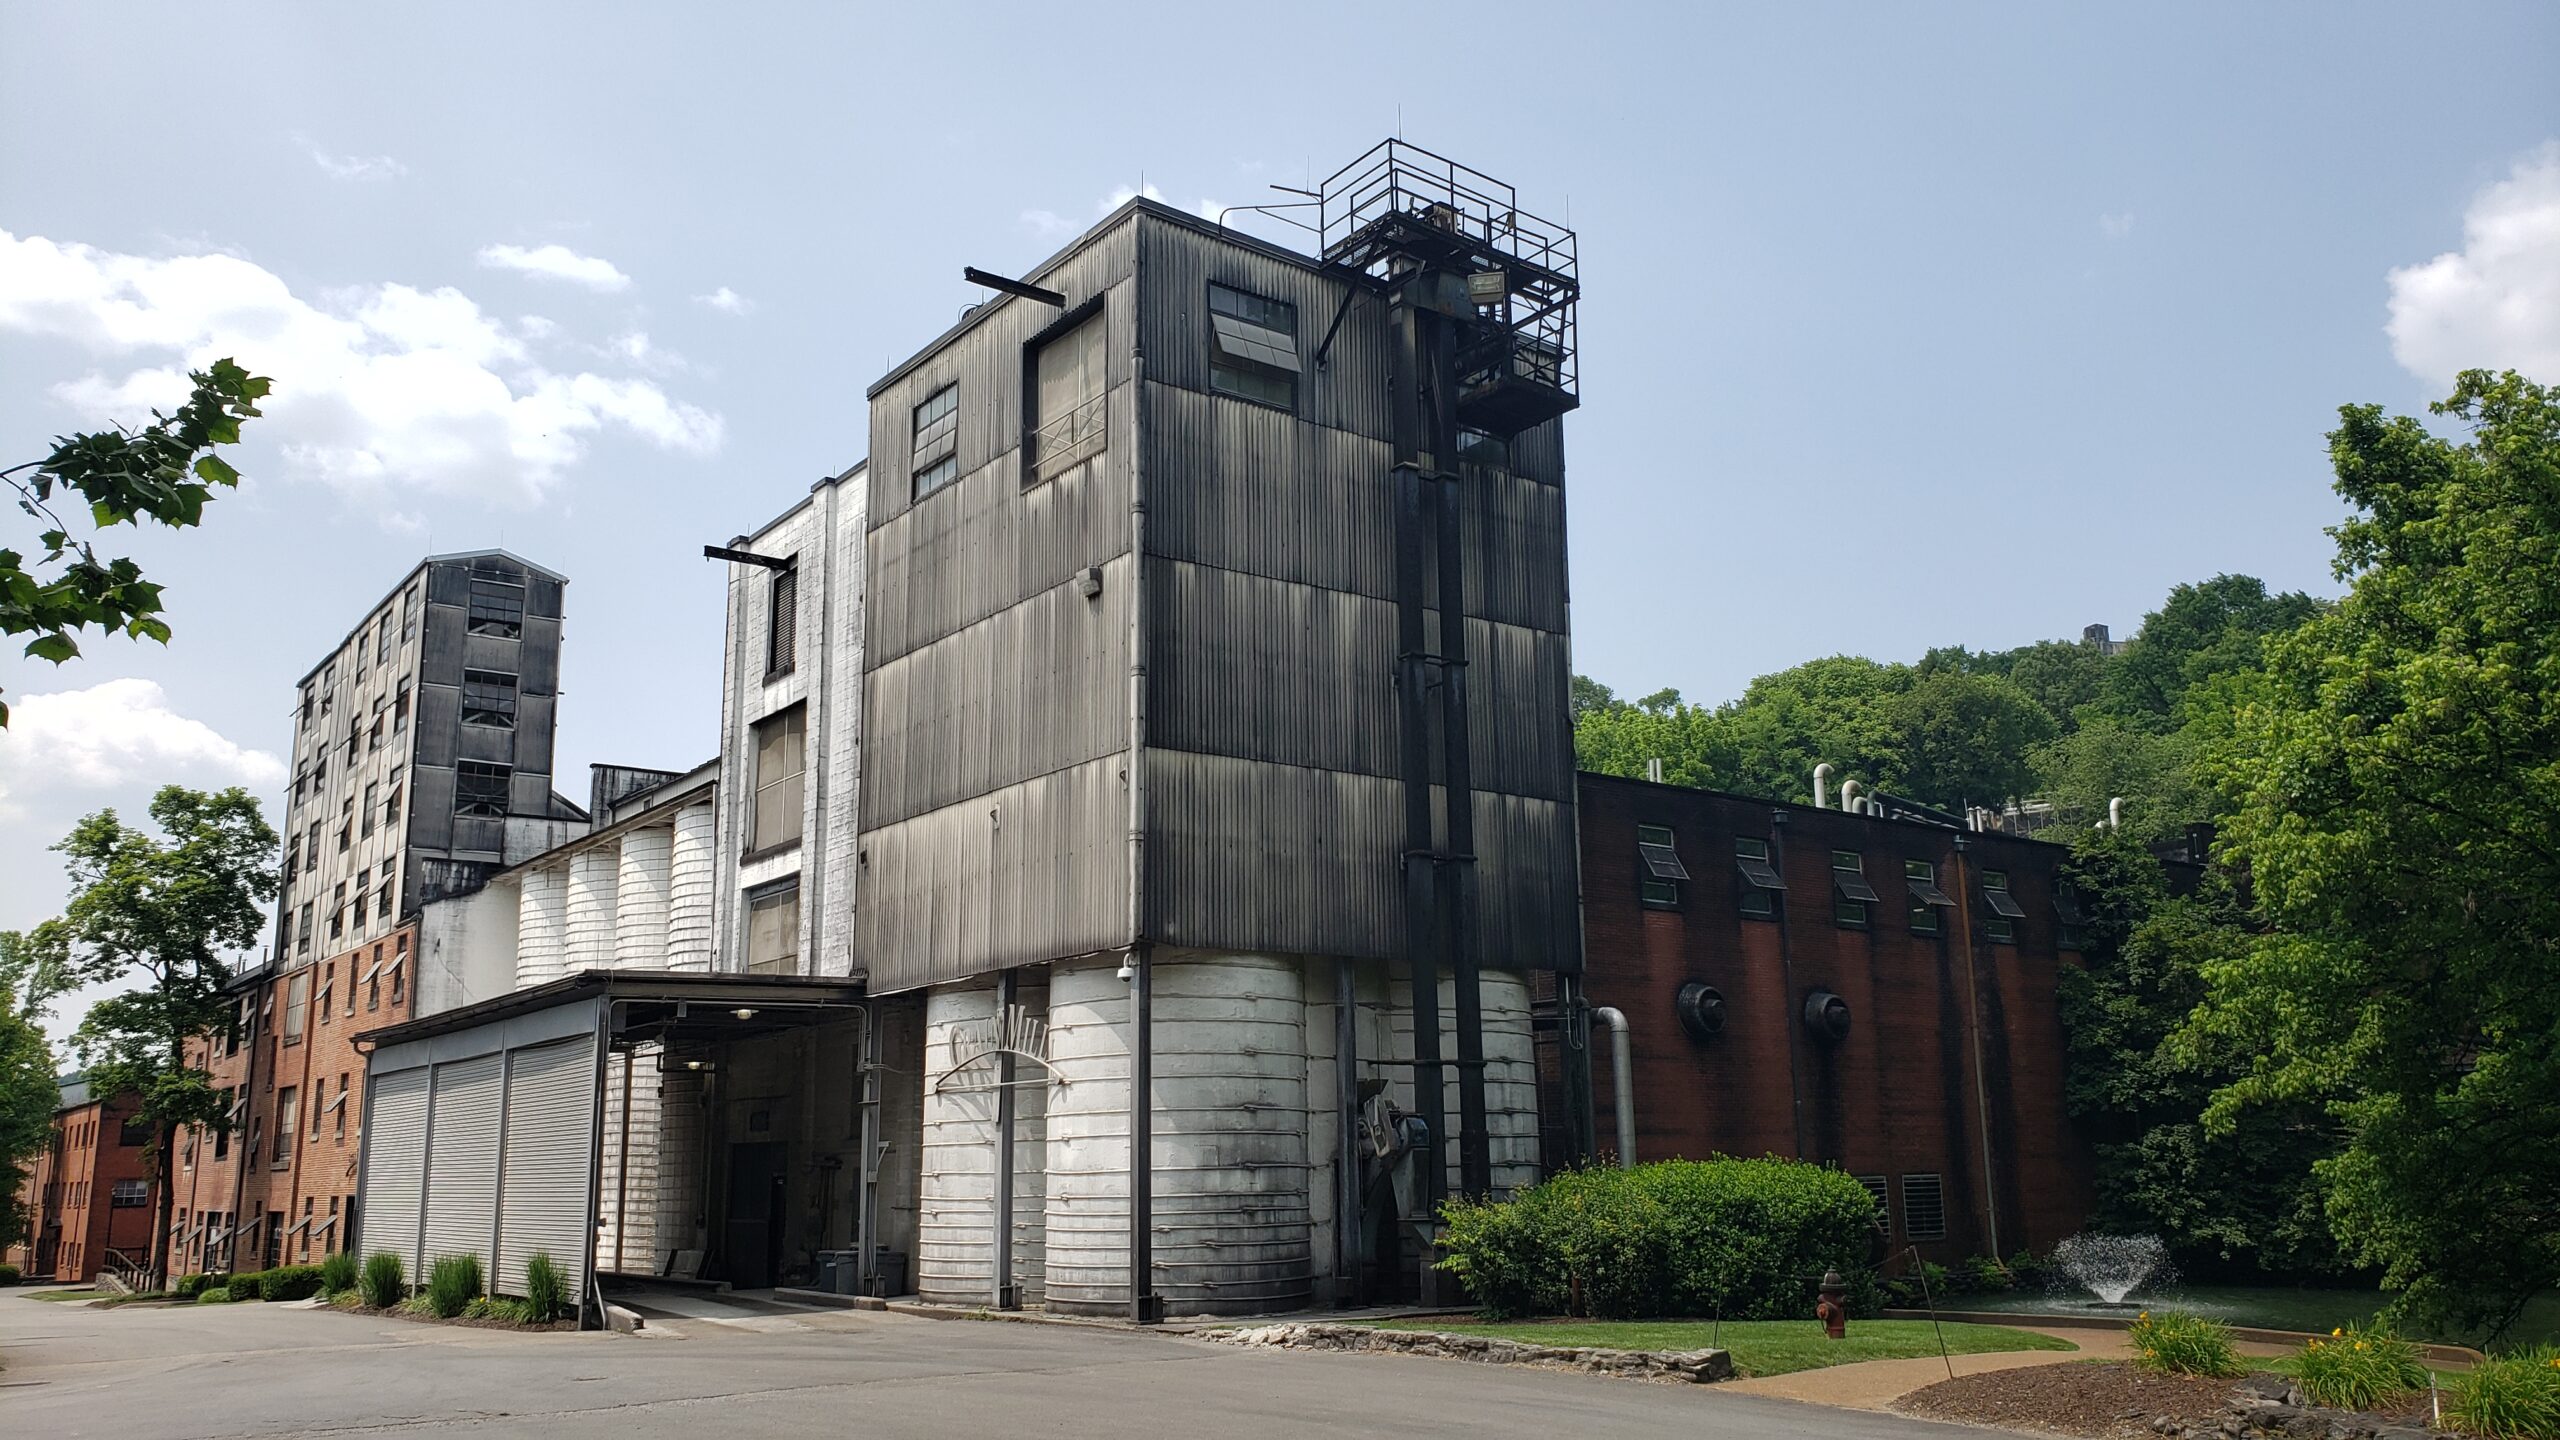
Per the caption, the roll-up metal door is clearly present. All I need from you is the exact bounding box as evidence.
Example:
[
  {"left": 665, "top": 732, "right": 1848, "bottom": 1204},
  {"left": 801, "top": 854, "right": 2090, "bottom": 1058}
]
[
  {"left": 497, "top": 1037, "right": 596, "bottom": 1298},
  {"left": 422, "top": 1053, "right": 502, "bottom": 1273},
  {"left": 363, "top": 1067, "right": 431, "bottom": 1279}
]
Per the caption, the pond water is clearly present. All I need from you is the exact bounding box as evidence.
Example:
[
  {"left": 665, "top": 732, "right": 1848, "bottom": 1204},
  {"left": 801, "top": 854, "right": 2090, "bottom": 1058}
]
[{"left": 1944, "top": 1285, "right": 2559, "bottom": 1349}]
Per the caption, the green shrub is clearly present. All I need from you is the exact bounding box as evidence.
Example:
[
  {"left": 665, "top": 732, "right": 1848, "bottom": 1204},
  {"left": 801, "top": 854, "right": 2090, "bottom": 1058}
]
[
  {"left": 425, "top": 1253, "right": 483, "bottom": 1319},
  {"left": 173, "top": 1271, "right": 216, "bottom": 1298},
  {"left": 522, "top": 1250, "right": 570, "bottom": 1324},
  {"left": 2446, "top": 1346, "right": 2560, "bottom": 1440},
  {"left": 359, "top": 1252, "right": 405, "bottom": 1309},
  {"left": 260, "top": 1264, "right": 326, "bottom": 1302},
  {"left": 319, "top": 1251, "right": 358, "bottom": 1297},
  {"left": 225, "top": 1271, "right": 265, "bottom": 1302},
  {"left": 1437, "top": 1157, "right": 1879, "bottom": 1321},
  {"left": 1960, "top": 1255, "right": 2014, "bottom": 1294},
  {"left": 195, "top": 1286, "right": 235, "bottom": 1304},
  {"left": 463, "top": 1296, "right": 533, "bottom": 1323},
  {"left": 0, "top": 1262, "right": 20, "bottom": 1285},
  {"left": 2128, "top": 1310, "right": 2244, "bottom": 1378},
  {"left": 2295, "top": 1324, "right": 2429, "bottom": 1412},
  {"left": 2005, "top": 1250, "right": 2046, "bottom": 1288}
]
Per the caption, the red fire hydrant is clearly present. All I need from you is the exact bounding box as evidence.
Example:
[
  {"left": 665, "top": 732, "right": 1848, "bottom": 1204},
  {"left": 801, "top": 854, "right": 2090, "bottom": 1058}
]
[{"left": 1817, "top": 1271, "right": 1849, "bottom": 1340}]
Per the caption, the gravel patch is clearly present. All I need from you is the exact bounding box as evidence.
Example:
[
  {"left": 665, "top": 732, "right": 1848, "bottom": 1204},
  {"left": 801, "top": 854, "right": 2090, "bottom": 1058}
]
[{"left": 1897, "top": 1360, "right": 2233, "bottom": 1438}]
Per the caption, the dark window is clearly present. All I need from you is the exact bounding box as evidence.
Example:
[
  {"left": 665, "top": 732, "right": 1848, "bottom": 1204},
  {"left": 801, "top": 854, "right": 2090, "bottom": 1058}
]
[
  {"left": 1901, "top": 1173, "right": 1947, "bottom": 1240},
  {"left": 461, "top": 669, "right": 518, "bottom": 728},
  {"left": 1832, "top": 850, "right": 1878, "bottom": 928},
  {"left": 328, "top": 886, "right": 346, "bottom": 940},
  {"left": 297, "top": 902, "right": 313, "bottom": 954},
  {"left": 1855, "top": 1174, "right": 1889, "bottom": 1233},
  {"left": 766, "top": 565, "right": 799, "bottom": 678},
  {"left": 749, "top": 706, "right": 806, "bottom": 853},
  {"left": 1906, "top": 859, "right": 1951, "bottom": 935},
  {"left": 1982, "top": 869, "right": 2024, "bottom": 943},
  {"left": 1207, "top": 283, "right": 1299, "bottom": 409},
  {"left": 467, "top": 577, "right": 525, "bottom": 637},
  {"left": 351, "top": 889, "right": 367, "bottom": 929},
  {"left": 1030, "top": 309, "right": 1107, "bottom": 481},
  {"left": 111, "top": 1178, "right": 149, "bottom": 1207},
  {"left": 119, "top": 1116, "right": 149, "bottom": 1147},
  {"left": 393, "top": 685, "right": 409, "bottom": 733},
  {"left": 1735, "top": 835, "right": 1785, "bottom": 919},
  {"left": 1636, "top": 823, "right": 1687, "bottom": 909},
  {"left": 375, "top": 611, "right": 392, "bottom": 664},
  {"left": 455, "top": 760, "right": 512, "bottom": 818},
  {"left": 400, "top": 584, "right": 418, "bottom": 640},
  {"left": 745, "top": 878, "right": 800, "bottom": 975},
  {"left": 2056, "top": 882, "right": 2089, "bottom": 951},
  {"left": 361, "top": 782, "right": 379, "bottom": 837},
  {"left": 911, "top": 383, "right": 958, "bottom": 499},
  {"left": 300, "top": 686, "right": 314, "bottom": 729},
  {"left": 384, "top": 772, "right": 403, "bottom": 830}
]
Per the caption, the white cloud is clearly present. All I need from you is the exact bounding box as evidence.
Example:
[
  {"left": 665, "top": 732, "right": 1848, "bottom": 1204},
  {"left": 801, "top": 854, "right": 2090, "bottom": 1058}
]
[
  {"left": 0, "top": 679, "right": 284, "bottom": 818},
  {"left": 302, "top": 140, "right": 407, "bottom": 183},
  {"left": 0, "top": 229, "right": 722, "bottom": 506},
  {"left": 475, "top": 242, "right": 633, "bottom": 292},
  {"left": 693, "top": 286, "right": 751, "bottom": 315},
  {"left": 2386, "top": 142, "right": 2560, "bottom": 388},
  {"left": 2099, "top": 211, "right": 2136, "bottom": 239}
]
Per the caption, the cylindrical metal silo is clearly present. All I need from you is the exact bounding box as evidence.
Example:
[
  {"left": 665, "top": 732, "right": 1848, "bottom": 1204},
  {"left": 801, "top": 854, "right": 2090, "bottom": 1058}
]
[
  {"left": 1149, "top": 952, "right": 1311, "bottom": 1314},
  {"left": 666, "top": 801, "right": 716, "bottom": 971},
  {"left": 1042, "top": 956, "right": 1130, "bottom": 1313},
  {"left": 614, "top": 826, "right": 672, "bottom": 970},
  {"left": 1480, "top": 969, "right": 1541, "bottom": 1196},
  {"left": 565, "top": 846, "right": 618, "bottom": 972},
  {"left": 916, "top": 985, "right": 999, "bottom": 1304},
  {"left": 515, "top": 864, "right": 568, "bottom": 988}
]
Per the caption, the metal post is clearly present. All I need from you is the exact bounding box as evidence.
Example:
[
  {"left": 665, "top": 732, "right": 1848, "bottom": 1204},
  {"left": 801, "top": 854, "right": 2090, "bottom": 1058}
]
[
  {"left": 992, "top": 970, "right": 1019, "bottom": 1309},
  {"left": 1334, "top": 957, "right": 1361, "bottom": 1306},
  {"left": 1391, "top": 291, "right": 1448, "bottom": 1224},
  {"left": 1950, "top": 838, "right": 2003, "bottom": 1259},
  {"left": 855, "top": 1007, "right": 879, "bottom": 1293},
  {"left": 1128, "top": 946, "right": 1162, "bottom": 1323}
]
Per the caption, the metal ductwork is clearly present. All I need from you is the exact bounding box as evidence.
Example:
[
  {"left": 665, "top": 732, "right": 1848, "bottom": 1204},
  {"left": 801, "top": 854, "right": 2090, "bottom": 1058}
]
[
  {"left": 1801, "top": 989, "right": 1851, "bottom": 1044},
  {"left": 1674, "top": 982, "right": 1727, "bottom": 1041}
]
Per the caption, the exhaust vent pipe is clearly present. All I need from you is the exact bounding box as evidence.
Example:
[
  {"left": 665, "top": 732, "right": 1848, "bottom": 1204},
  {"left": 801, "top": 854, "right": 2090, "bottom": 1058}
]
[
  {"left": 1813, "top": 763, "right": 1833, "bottom": 809},
  {"left": 2106, "top": 796, "right": 2124, "bottom": 831},
  {"left": 1838, "top": 779, "right": 1862, "bottom": 815},
  {"left": 1593, "top": 1006, "right": 1636, "bottom": 1170}
]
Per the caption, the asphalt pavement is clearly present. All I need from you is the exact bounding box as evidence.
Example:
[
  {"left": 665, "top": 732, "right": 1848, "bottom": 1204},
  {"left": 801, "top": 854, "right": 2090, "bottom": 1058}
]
[{"left": 0, "top": 1288, "right": 2011, "bottom": 1439}]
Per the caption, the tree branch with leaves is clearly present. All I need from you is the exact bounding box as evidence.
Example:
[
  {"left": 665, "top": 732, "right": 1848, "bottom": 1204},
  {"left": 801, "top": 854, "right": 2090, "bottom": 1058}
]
[{"left": 2, "top": 358, "right": 270, "bottom": 726}]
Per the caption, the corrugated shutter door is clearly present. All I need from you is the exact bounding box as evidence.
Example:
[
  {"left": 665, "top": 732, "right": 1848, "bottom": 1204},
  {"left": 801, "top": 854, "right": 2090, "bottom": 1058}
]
[
  {"left": 363, "top": 1067, "right": 430, "bottom": 1279},
  {"left": 497, "top": 1037, "right": 595, "bottom": 1298},
  {"left": 422, "top": 1053, "right": 502, "bottom": 1273}
]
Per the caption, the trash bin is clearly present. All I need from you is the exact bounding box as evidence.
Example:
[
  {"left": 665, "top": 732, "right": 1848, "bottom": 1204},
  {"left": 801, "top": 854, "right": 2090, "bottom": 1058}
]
[
  {"left": 815, "top": 1249, "right": 860, "bottom": 1295},
  {"left": 868, "top": 1248, "right": 909, "bottom": 1298}
]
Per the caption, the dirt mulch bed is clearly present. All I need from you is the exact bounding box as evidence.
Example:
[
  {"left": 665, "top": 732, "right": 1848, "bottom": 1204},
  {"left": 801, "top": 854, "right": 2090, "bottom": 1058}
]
[{"left": 1897, "top": 1360, "right": 2235, "bottom": 1439}]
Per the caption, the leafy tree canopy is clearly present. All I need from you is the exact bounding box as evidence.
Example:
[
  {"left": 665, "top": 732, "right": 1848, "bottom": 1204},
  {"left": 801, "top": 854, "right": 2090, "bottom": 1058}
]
[
  {"left": 0, "top": 928, "right": 65, "bottom": 1251},
  {"left": 2185, "top": 370, "right": 2560, "bottom": 1339},
  {"left": 2, "top": 359, "right": 269, "bottom": 725}
]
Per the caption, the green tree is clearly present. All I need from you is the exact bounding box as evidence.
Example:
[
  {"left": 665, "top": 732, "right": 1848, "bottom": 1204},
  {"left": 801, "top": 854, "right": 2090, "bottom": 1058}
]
[
  {"left": 1884, "top": 668, "right": 2055, "bottom": 808},
  {"left": 2094, "top": 574, "right": 2318, "bottom": 731},
  {"left": 1920, "top": 638, "right": 2114, "bottom": 735},
  {"left": 2027, "top": 717, "right": 2205, "bottom": 846},
  {"left": 0, "top": 927, "right": 67, "bottom": 1253},
  {"left": 2055, "top": 834, "right": 2339, "bottom": 1277},
  {"left": 2, "top": 359, "right": 269, "bottom": 725},
  {"left": 2190, "top": 370, "right": 2560, "bottom": 1338},
  {"left": 51, "top": 786, "right": 277, "bottom": 1289},
  {"left": 1569, "top": 673, "right": 1619, "bottom": 722}
]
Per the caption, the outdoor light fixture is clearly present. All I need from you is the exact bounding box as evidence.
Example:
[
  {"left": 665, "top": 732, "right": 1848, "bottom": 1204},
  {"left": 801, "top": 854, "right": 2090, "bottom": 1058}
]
[
  {"left": 732, "top": 1008, "right": 758, "bottom": 1020},
  {"left": 685, "top": 1059, "right": 717, "bottom": 1072},
  {"left": 1116, "top": 956, "right": 1135, "bottom": 982}
]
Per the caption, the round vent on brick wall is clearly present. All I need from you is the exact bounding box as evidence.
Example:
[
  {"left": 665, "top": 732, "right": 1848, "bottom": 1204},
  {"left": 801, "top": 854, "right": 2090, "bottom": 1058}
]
[
  {"left": 1674, "top": 982, "right": 1727, "bottom": 1041},
  {"left": 1801, "top": 989, "right": 1851, "bottom": 1043}
]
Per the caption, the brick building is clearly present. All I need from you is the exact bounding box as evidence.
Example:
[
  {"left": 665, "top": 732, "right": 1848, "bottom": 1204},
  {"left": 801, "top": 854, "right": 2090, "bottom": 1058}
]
[
  {"left": 1558, "top": 773, "right": 2096, "bottom": 1261},
  {"left": 5, "top": 1075, "right": 158, "bottom": 1283},
  {"left": 155, "top": 550, "right": 584, "bottom": 1278}
]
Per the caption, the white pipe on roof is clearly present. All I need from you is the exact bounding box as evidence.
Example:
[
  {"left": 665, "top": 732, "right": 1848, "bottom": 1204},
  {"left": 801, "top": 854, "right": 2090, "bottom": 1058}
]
[{"left": 1813, "top": 763, "right": 1833, "bottom": 809}]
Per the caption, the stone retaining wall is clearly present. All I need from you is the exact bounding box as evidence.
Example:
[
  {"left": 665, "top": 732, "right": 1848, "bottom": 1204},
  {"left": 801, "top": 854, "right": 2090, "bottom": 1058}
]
[
  {"left": 2156, "top": 1374, "right": 2453, "bottom": 1440},
  {"left": 1210, "top": 1323, "right": 1734, "bottom": 1383}
]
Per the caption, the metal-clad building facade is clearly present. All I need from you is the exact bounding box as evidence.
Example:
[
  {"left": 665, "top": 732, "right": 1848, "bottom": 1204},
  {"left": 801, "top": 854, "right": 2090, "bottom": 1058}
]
[{"left": 855, "top": 202, "right": 1577, "bottom": 990}]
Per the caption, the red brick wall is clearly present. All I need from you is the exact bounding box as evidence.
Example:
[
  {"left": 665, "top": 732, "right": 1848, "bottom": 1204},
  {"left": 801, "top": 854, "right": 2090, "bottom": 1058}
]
[
  {"left": 5, "top": 1097, "right": 158, "bottom": 1282},
  {"left": 1564, "top": 774, "right": 2095, "bottom": 1263}
]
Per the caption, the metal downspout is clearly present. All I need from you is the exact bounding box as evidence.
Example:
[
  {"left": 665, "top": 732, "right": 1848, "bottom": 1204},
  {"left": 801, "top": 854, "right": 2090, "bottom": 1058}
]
[
  {"left": 1592, "top": 1006, "right": 1635, "bottom": 1168},
  {"left": 993, "top": 969, "right": 1018, "bottom": 1308},
  {"left": 855, "top": 1004, "right": 879, "bottom": 1292},
  {"left": 1124, "top": 292, "right": 1161, "bottom": 1325},
  {"left": 1334, "top": 957, "right": 1360, "bottom": 1305},
  {"left": 584, "top": 999, "right": 617, "bottom": 1329},
  {"left": 1949, "top": 837, "right": 2003, "bottom": 1259}
]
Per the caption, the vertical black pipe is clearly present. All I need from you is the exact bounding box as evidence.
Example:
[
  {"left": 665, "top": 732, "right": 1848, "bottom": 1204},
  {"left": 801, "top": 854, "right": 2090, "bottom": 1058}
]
[
  {"left": 993, "top": 968, "right": 1018, "bottom": 1309},
  {"left": 1770, "top": 808, "right": 1809, "bottom": 1161},
  {"left": 1390, "top": 288, "right": 1447, "bottom": 1225},
  {"left": 1429, "top": 305, "right": 1490, "bottom": 1198},
  {"left": 1128, "top": 945, "right": 1162, "bottom": 1323}
]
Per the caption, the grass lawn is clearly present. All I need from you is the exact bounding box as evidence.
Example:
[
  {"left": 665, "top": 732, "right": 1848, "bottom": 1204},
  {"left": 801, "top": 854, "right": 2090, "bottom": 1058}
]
[{"left": 1373, "top": 1318, "right": 2077, "bottom": 1378}]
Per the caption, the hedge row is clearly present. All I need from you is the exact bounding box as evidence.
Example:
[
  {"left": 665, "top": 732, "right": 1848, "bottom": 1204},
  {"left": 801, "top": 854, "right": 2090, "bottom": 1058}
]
[
  {"left": 1439, "top": 1157, "right": 1881, "bottom": 1320},
  {"left": 173, "top": 1265, "right": 329, "bottom": 1303}
]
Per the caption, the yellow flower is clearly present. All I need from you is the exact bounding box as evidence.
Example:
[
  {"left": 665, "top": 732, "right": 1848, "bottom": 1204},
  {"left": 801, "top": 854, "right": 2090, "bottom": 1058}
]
[
  {"left": 2354, "top": 1341, "right": 2367, "bottom": 1351},
  {"left": 2331, "top": 1328, "right": 2343, "bottom": 1337}
]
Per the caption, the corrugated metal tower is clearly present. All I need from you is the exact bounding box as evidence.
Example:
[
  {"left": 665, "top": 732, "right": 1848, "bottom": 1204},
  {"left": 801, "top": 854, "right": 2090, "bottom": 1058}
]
[{"left": 1318, "top": 142, "right": 1582, "bottom": 1203}]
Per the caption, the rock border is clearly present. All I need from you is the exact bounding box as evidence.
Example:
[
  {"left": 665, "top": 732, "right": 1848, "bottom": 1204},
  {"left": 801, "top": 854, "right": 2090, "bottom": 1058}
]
[
  {"left": 1207, "top": 1322, "right": 1734, "bottom": 1383},
  {"left": 2153, "top": 1373, "right": 2454, "bottom": 1440}
]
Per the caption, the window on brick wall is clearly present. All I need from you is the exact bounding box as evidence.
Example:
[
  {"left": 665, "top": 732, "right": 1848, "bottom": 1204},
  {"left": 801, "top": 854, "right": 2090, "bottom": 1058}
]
[
  {"left": 745, "top": 879, "right": 800, "bottom": 975},
  {"left": 284, "top": 971, "right": 309, "bottom": 1042},
  {"left": 748, "top": 705, "right": 806, "bottom": 854},
  {"left": 766, "top": 564, "right": 799, "bottom": 678},
  {"left": 1906, "top": 859, "right": 1953, "bottom": 935},
  {"left": 1832, "top": 850, "right": 1879, "bottom": 928},
  {"left": 274, "top": 1087, "right": 297, "bottom": 1163},
  {"left": 1735, "top": 836, "right": 1786, "bottom": 918},
  {"left": 1855, "top": 1174, "right": 1890, "bottom": 1234},
  {"left": 1981, "top": 869, "right": 2025, "bottom": 943},
  {"left": 1636, "top": 823, "right": 1687, "bottom": 909}
]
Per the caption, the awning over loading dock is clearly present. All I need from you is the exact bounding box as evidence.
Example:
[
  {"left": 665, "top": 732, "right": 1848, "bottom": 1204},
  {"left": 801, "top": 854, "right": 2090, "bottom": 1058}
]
[{"left": 356, "top": 969, "right": 868, "bottom": 1323}]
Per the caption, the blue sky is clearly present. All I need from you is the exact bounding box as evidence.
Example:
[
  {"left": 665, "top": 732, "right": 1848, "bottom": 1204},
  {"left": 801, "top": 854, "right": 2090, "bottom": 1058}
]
[{"left": 3, "top": 2, "right": 2556, "bottom": 1036}]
